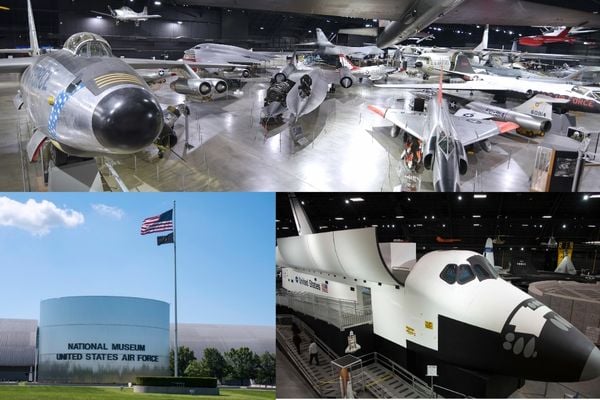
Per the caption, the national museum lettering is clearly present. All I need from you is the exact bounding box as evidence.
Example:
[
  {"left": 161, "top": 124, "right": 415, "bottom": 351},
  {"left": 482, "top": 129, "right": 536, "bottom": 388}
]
[{"left": 56, "top": 342, "right": 159, "bottom": 362}]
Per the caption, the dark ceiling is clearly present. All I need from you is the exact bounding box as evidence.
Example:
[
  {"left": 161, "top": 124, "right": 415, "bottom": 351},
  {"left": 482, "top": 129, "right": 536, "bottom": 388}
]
[
  {"left": 1, "top": 0, "right": 599, "bottom": 55},
  {"left": 275, "top": 193, "right": 600, "bottom": 255}
]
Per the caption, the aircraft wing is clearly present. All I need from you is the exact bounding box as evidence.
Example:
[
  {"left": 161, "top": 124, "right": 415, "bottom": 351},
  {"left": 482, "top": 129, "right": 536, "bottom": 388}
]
[
  {"left": 91, "top": 10, "right": 114, "bottom": 18},
  {"left": 375, "top": 81, "right": 517, "bottom": 94},
  {"left": 368, "top": 105, "right": 427, "bottom": 142},
  {"left": 123, "top": 58, "right": 248, "bottom": 70},
  {"left": 0, "top": 57, "right": 35, "bottom": 73},
  {"left": 451, "top": 116, "right": 518, "bottom": 146},
  {"left": 171, "top": 1, "right": 600, "bottom": 27},
  {"left": 128, "top": 15, "right": 162, "bottom": 20}
]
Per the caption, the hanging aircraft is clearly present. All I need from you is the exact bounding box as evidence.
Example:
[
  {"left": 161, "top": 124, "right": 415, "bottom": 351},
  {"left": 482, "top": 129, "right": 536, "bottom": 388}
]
[
  {"left": 180, "top": 0, "right": 600, "bottom": 48},
  {"left": 368, "top": 75, "right": 518, "bottom": 191},
  {"left": 91, "top": 6, "right": 161, "bottom": 27},
  {"left": 519, "top": 26, "right": 599, "bottom": 47},
  {"left": 3, "top": 0, "right": 247, "bottom": 170}
]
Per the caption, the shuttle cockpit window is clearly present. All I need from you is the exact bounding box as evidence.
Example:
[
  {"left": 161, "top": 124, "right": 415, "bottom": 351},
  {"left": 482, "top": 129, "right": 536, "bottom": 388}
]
[
  {"left": 440, "top": 263, "right": 458, "bottom": 284},
  {"left": 467, "top": 254, "right": 499, "bottom": 279},
  {"left": 457, "top": 264, "right": 475, "bottom": 284}
]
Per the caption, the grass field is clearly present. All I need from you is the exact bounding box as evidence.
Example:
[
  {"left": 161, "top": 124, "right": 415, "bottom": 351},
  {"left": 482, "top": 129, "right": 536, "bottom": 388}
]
[{"left": 0, "top": 386, "right": 276, "bottom": 400}]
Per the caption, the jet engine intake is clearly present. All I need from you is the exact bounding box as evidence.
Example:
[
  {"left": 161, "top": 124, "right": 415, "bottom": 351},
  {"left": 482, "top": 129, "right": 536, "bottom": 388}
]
[
  {"left": 339, "top": 69, "right": 354, "bottom": 88},
  {"left": 424, "top": 138, "right": 436, "bottom": 170},
  {"left": 457, "top": 141, "right": 468, "bottom": 175}
]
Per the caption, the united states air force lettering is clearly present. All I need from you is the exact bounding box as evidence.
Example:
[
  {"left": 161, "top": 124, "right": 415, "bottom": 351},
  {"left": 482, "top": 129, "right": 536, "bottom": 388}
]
[{"left": 55, "top": 343, "right": 159, "bottom": 362}]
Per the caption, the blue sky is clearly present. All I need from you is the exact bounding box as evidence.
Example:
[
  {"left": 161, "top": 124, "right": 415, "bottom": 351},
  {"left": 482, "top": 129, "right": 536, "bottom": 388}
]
[{"left": 0, "top": 193, "right": 275, "bottom": 326}]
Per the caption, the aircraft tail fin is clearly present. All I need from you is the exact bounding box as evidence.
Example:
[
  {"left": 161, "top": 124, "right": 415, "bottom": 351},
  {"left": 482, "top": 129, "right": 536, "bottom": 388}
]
[
  {"left": 557, "top": 27, "right": 572, "bottom": 38},
  {"left": 142, "top": 6, "right": 148, "bottom": 15},
  {"left": 316, "top": 28, "right": 333, "bottom": 47},
  {"left": 555, "top": 255, "right": 576, "bottom": 275},
  {"left": 452, "top": 53, "right": 475, "bottom": 74},
  {"left": 437, "top": 67, "right": 443, "bottom": 105},
  {"left": 513, "top": 95, "right": 554, "bottom": 120},
  {"left": 483, "top": 237, "right": 495, "bottom": 267},
  {"left": 474, "top": 24, "right": 489, "bottom": 52},
  {"left": 26, "top": 0, "right": 40, "bottom": 56},
  {"left": 338, "top": 55, "right": 358, "bottom": 71},
  {"left": 107, "top": 5, "right": 116, "bottom": 17}
]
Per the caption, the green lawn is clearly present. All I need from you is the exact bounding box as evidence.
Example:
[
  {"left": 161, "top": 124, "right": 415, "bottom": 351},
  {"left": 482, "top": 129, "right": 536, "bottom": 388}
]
[{"left": 0, "top": 386, "right": 275, "bottom": 400}]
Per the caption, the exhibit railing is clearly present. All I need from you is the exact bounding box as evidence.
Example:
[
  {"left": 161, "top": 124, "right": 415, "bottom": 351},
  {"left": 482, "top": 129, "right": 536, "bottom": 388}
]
[
  {"left": 276, "top": 290, "right": 373, "bottom": 331},
  {"left": 275, "top": 325, "right": 324, "bottom": 397},
  {"left": 361, "top": 352, "right": 434, "bottom": 398},
  {"left": 432, "top": 384, "right": 471, "bottom": 398},
  {"left": 276, "top": 314, "right": 344, "bottom": 397}
]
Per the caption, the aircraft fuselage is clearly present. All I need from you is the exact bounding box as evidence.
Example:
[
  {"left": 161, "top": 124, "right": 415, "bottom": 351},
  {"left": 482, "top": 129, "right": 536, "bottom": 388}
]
[{"left": 20, "top": 49, "right": 163, "bottom": 157}]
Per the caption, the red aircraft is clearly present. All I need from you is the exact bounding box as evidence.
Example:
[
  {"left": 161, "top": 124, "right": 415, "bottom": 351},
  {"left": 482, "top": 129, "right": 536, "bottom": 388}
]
[{"left": 518, "top": 27, "right": 576, "bottom": 47}]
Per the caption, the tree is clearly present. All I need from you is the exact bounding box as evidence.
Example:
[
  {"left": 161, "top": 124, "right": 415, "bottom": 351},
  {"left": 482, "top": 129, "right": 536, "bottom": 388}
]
[
  {"left": 184, "top": 360, "right": 209, "bottom": 377},
  {"left": 169, "top": 346, "right": 196, "bottom": 377},
  {"left": 201, "top": 348, "right": 228, "bottom": 382},
  {"left": 255, "top": 352, "right": 276, "bottom": 385},
  {"left": 224, "top": 347, "right": 259, "bottom": 386}
]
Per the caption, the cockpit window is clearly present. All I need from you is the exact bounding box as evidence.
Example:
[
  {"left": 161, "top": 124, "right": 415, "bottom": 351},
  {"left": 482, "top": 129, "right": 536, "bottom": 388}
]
[
  {"left": 467, "top": 254, "right": 499, "bottom": 279},
  {"left": 472, "top": 263, "right": 492, "bottom": 281},
  {"left": 74, "top": 41, "right": 112, "bottom": 57},
  {"left": 438, "top": 135, "right": 455, "bottom": 155},
  {"left": 572, "top": 86, "right": 588, "bottom": 96},
  {"left": 457, "top": 264, "right": 475, "bottom": 284},
  {"left": 589, "top": 91, "right": 600, "bottom": 100},
  {"left": 440, "top": 263, "right": 457, "bottom": 284},
  {"left": 63, "top": 32, "right": 112, "bottom": 57}
]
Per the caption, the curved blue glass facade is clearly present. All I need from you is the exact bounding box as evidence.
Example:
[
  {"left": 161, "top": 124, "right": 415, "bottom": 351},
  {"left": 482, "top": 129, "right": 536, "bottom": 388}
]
[{"left": 38, "top": 296, "right": 169, "bottom": 383}]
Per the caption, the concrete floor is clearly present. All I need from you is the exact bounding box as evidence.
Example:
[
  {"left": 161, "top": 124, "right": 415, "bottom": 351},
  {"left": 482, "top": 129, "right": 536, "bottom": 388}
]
[
  {"left": 1, "top": 74, "right": 600, "bottom": 192},
  {"left": 511, "top": 376, "right": 600, "bottom": 398}
]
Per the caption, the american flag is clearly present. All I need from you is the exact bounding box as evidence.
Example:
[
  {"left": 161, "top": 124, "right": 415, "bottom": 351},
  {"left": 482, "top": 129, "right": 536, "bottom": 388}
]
[{"left": 141, "top": 209, "right": 173, "bottom": 235}]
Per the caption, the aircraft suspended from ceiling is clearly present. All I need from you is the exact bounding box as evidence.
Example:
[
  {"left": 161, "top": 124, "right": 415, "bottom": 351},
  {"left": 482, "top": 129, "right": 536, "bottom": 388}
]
[
  {"left": 173, "top": 0, "right": 600, "bottom": 47},
  {"left": 91, "top": 6, "right": 161, "bottom": 26}
]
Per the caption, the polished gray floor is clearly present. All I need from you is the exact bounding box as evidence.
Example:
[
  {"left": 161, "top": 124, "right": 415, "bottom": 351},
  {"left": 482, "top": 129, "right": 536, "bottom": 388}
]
[{"left": 1, "top": 73, "right": 599, "bottom": 192}]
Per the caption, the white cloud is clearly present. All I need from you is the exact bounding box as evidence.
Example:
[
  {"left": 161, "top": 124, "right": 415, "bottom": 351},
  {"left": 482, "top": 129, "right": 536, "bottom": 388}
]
[
  {"left": 92, "top": 204, "right": 125, "bottom": 220},
  {"left": 0, "top": 197, "right": 85, "bottom": 236}
]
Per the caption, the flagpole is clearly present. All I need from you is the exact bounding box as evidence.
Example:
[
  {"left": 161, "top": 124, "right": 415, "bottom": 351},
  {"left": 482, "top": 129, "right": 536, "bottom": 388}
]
[{"left": 173, "top": 200, "right": 179, "bottom": 377}]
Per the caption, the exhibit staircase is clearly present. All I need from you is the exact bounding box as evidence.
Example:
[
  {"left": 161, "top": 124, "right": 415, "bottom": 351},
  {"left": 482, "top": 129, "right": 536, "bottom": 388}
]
[{"left": 277, "top": 314, "right": 435, "bottom": 399}]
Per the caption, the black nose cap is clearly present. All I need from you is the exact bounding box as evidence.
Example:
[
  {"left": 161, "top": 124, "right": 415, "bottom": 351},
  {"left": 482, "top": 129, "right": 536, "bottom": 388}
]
[{"left": 92, "top": 87, "right": 163, "bottom": 153}]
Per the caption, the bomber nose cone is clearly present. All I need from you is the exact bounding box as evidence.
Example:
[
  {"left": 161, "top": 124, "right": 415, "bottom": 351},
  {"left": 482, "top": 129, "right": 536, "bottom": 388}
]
[
  {"left": 92, "top": 87, "right": 163, "bottom": 153},
  {"left": 581, "top": 347, "right": 600, "bottom": 381}
]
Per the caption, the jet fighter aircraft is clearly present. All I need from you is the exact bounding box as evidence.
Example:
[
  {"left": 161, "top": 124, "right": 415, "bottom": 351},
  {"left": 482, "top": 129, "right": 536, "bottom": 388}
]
[
  {"left": 2, "top": 0, "right": 246, "bottom": 169},
  {"left": 368, "top": 75, "right": 518, "bottom": 191}
]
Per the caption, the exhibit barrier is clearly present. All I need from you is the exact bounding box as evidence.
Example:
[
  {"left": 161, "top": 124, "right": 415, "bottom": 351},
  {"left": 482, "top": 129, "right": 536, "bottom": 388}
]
[
  {"left": 361, "top": 352, "right": 433, "bottom": 398},
  {"left": 278, "top": 314, "right": 439, "bottom": 399},
  {"left": 276, "top": 290, "right": 372, "bottom": 331}
]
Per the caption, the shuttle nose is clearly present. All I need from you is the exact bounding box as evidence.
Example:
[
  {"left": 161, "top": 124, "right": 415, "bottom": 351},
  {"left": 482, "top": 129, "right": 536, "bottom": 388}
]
[
  {"left": 581, "top": 347, "right": 600, "bottom": 381},
  {"left": 92, "top": 87, "right": 163, "bottom": 153}
]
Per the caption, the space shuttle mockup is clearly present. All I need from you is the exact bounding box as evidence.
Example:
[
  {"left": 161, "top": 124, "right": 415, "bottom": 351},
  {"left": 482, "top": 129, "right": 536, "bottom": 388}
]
[{"left": 277, "top": 227, "right": 600, "bottom": 383}]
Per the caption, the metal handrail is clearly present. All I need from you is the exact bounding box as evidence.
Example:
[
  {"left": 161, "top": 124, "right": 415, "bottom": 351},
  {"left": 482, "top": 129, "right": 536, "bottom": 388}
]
[
  {"left": 275, "top": 326, "right": 323, "bottom": 397},
  {"left": 360, "top": 352, "right": 433, "bottom": 398},
  {"left": 433, "top": 384, "right": 472, "bottom": 398},
  {"left": 277, "top": 290, "right": 373, "bottom": 331},
  {"left": 277, "top": 314, "right": 339, "bottom": 361}
]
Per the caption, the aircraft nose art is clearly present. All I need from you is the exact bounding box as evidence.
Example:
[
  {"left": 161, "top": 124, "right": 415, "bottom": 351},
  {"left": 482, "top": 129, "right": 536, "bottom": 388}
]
[
  {"left": 92, "top": 86, "right": 163, "bottom": 153},
  {"left": 497, "top": 298, "right": 600, "bottom": 382}
]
